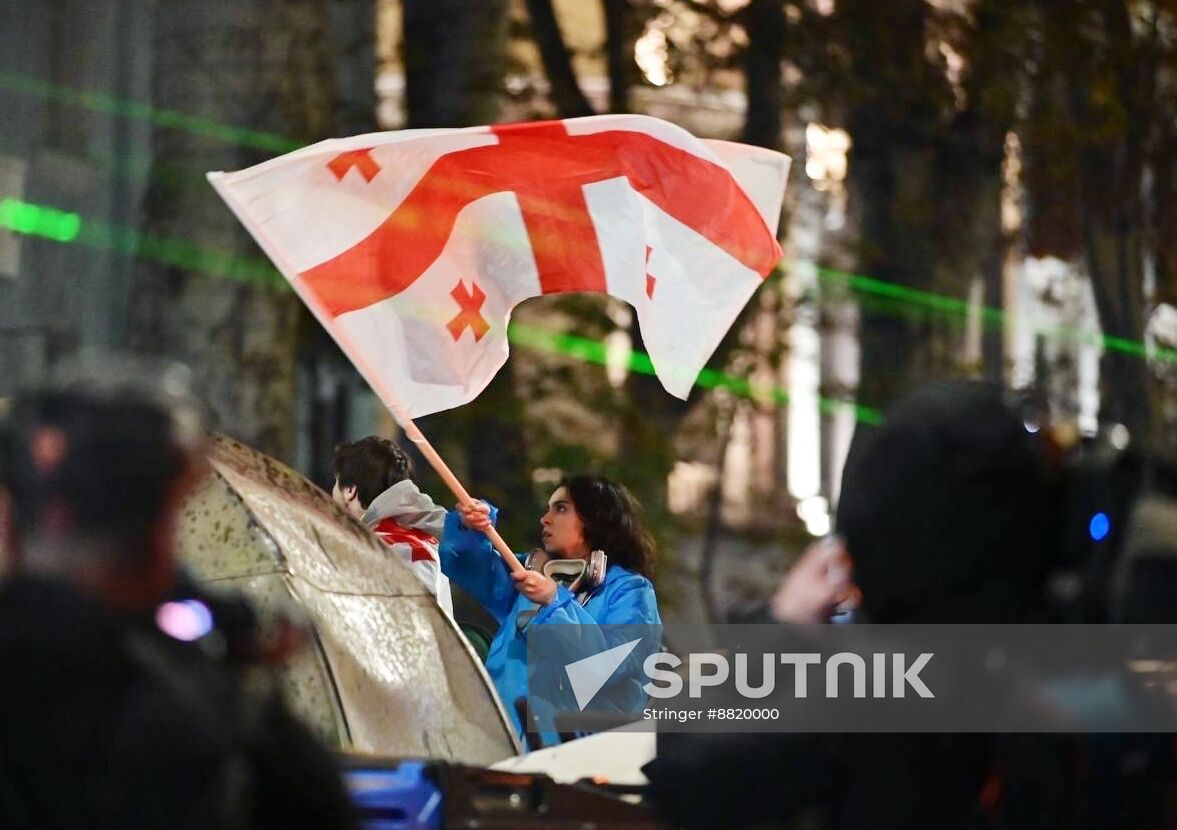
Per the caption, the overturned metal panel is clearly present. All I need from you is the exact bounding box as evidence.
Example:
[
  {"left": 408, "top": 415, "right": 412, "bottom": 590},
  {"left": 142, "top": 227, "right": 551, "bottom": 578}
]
[{"left": 177, "top": 436, "right": 519, "bottom": 765}]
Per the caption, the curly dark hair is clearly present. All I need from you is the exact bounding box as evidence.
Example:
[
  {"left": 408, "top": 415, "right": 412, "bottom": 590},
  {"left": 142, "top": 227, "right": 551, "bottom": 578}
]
[
  {"left": 559, "top": 473, "right": 655, "bottom": 578},
  {"left": 332, "top": 436, "right": 414, "bottom": 508}
]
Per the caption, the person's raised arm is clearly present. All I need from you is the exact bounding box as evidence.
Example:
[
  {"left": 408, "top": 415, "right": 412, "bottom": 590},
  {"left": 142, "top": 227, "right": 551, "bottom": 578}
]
[{"left": 438, "top": 501, "right": 518, "bottom": 623}]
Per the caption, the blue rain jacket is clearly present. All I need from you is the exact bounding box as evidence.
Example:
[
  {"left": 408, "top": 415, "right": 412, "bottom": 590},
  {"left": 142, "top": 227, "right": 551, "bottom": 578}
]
[{"left": 439, "top": 510, "right": 662, "bottom": 745}]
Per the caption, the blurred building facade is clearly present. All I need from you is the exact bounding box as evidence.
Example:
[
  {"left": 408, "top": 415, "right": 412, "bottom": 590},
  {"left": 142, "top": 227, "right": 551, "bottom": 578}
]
[{"left": 0, "top": 1, "right": 380, "bottom": 487}]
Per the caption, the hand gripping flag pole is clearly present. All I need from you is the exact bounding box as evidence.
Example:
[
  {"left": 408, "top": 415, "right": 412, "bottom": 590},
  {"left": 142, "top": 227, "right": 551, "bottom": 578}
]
[{"left": 209, "top": 115, "right": 789, "bottom": 578}]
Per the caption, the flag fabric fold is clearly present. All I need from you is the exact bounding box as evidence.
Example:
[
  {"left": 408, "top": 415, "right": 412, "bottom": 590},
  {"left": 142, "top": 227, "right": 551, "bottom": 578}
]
[{"left": 209, "top": 114, "right": 789, "bottom": 418}]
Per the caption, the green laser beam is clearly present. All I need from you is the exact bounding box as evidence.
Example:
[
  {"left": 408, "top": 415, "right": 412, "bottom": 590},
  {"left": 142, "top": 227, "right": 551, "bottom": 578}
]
[
  {"left": 0, "top": 68, "right": 302, "bottom": 155},
  {"left": 816, "top": 267, "right": 1174, "bottom": 364},
  {"left": 5, "top": 190, "right": 1161, "bottom": 373},
  {"left": 5, "top": 194, "right": 1169, "bottom": 418},
  {"left": 0, "top": 197, "right": 876, "bottom": 423},
  {"left": 505, "top": 321, "right": 881, "bottom": 423},
  {"left": 3, "top": 69, "right": 1168, "bottom": 368},
  {"left": 0, "top": 198, "right": 283, "bottom": 286},
  {"left": 0, "top": 198, "right": 80, "bottom": 242}
]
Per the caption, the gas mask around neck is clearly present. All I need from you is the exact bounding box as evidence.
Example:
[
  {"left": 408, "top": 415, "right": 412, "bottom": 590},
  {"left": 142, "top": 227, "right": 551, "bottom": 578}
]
[{"left": 525, "top": 549, "right": 607, "bottom": 601}]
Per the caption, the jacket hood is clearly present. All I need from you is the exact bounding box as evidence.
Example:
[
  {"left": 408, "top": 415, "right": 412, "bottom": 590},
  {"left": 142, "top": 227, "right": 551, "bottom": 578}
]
[
  {"left": 361, "top": 479, "right": 446, "bottom": 536},
  {"left": 837, "top": 381, "right": 1057, "bottom": 623}
]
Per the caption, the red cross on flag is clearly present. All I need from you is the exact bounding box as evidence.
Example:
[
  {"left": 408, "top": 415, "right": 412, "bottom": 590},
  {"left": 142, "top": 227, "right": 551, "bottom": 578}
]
[{"left": 209, "top": 115, "right": 789, "bottom": 418}]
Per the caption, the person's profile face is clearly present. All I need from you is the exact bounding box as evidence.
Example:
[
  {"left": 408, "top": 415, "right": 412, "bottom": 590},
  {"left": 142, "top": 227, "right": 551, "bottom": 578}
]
[
  {"left": 331, "top": 478, "right": 364, "bottom": 519},
  {"left": 540, "top": 486, "right": 590, "bottom": 560}
]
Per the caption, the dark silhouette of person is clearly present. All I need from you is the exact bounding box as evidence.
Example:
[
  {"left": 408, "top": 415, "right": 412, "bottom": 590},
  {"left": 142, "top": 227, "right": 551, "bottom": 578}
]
[
  {"left": 644, "top": 381, "right": 1072, "bottom": 830},
  {"left": 0, "top": 360, "right": 357, "bottom": 830}
]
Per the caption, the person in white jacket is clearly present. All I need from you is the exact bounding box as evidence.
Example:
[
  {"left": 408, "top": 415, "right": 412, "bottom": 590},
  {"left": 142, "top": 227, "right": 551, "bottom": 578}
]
[{"left": 331, "top": 436, "right": 454, "bottom": 616}]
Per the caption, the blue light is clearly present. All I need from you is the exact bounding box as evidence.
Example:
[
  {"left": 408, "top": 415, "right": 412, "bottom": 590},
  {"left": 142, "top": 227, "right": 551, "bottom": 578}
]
[{"left": 1089, "top": 512, "right": 1110, "bottom": 542}]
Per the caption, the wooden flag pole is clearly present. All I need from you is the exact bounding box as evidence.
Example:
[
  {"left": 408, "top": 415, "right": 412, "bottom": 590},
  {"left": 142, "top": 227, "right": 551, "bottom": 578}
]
[{"left": 392, "top": 407, "right": 527, "bottom": 576}]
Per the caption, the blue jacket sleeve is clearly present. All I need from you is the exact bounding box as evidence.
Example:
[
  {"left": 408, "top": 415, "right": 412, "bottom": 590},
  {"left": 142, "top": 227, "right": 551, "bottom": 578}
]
[
  {"left": 437, "top": 507, "right": 518, "bottom": 624},
  {"left": 534, "top": 577, "right": 659, "bottom": 628}
]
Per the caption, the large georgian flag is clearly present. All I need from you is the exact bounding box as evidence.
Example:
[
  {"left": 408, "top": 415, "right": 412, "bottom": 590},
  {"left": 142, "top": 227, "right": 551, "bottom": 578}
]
[{"left": 209, "top": 115, "right": 789, "bottom": 418}]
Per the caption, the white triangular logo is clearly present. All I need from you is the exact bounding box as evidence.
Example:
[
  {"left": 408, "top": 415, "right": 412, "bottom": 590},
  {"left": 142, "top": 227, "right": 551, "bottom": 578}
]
[{"left": 564, "top": 638, "right": 642, "bottom": 710}]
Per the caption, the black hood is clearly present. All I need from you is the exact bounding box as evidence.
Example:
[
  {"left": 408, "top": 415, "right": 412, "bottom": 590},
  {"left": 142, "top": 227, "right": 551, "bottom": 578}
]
[{"left": 836, "top": 381, "right": 1057, "bottom": 623}]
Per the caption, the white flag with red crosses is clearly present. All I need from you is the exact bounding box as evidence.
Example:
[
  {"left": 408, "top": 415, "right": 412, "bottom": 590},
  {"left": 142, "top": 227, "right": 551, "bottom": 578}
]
[{"left": 209, "top": 115, "right": 789, "bottom": 418}]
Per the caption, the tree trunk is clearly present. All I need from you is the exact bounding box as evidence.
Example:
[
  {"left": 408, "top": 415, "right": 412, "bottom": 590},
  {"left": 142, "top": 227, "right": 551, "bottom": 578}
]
[
  {"left": 619, "top": 315, "right": 691, "bottom": 566},
  {"left": 740, "top": 0, "right": 785, "bottom": 151},
  {"left": 402, "top": 0, "right": 507, "bottom": 128},
  {"left": 699, "top": 400, "right": 736, "bottom": 623},
  {"left": 839, "top": 0, "right": 946, "bottom": 413},
  {"left": 451, "top": 371, "right": 537, "bottom": 546},
  {"left": 933, "top": 0, "right": 1028, "bottom": 382},
  {"left": 129, "top": 1, "right": 339, "bottom": 460},
  {"left": 1024, "top": 0, "right": 1156, "bottom": 444},
  {"left": 840, "top": 0, "right": 1015, "bottom": 411},
  {"left": 400, "top": 0, "right": 536, "bottom": 541},
  {"left": 602, "top": 0, "right": 638, "bottom": 113},
  {"left": 525, "top": 0, "right": 595, "bottom": 118},
  {"left": 1077, "top": 1, "right": 1153, "bottom": 444},
  {"left": 326, "top": 0, "right": 378, "bottom": 136},
  {"left": 302, "top": 0, "right": 378, "bottom": 485},
  {"left": 847, "top": 133, "right": 945, "bottom": 411}
]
